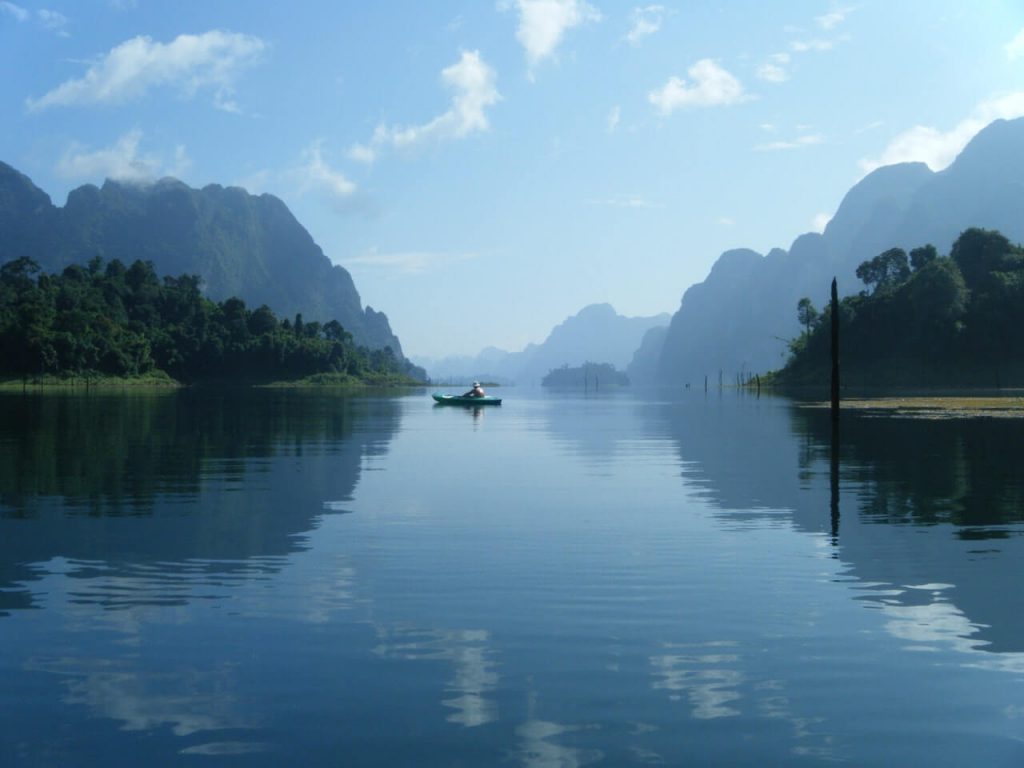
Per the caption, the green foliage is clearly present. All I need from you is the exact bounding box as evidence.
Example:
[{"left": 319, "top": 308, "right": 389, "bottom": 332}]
[
  {"left": 796, "top": 297, "right": 818, "bottom": 338},
  {"left": 855, "top": 247, "right": 911, "bottom": 294},
  {"left": 779, "top": 228, "right": 1024, "bottom": 386},
  {"left": 541, "top": 362, "right": 629, "bottom": 387},
  {"left": 0, "top": 257, "right": 426, "bottom": 385}
]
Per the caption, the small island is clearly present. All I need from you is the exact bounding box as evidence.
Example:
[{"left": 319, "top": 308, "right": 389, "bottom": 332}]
[
  {"left": 542, "top": 362, "right": 629, "bottom": 388},
  {"left": 0, "top": 257, "right": 426, "bottom": 387}
]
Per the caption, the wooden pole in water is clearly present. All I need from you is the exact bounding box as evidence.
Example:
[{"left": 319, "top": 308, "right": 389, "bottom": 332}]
[
  {"left": 829, "top": 276, "right": 840, "bottom": 539},
  {"left": 830, "top": 277, "right": 840, "bottom": 425}
]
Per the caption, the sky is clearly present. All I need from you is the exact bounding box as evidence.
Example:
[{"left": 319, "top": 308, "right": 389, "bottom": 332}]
[{"left": 3, "top": 1, "right": 1024, "bottom": 359}]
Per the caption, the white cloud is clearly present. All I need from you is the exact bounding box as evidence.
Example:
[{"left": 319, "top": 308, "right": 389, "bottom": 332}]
[
  {"left": 790, "top": 38, "right": 833, "bottom": 53},
  {"left": 606, "top": 104, "right": 620, "bottom": 133},
  {"left": 1007, "top": 28, "right": 1024, "bottom": 61},
  {"left": 755, "top": 133, "right": 823, "bottom": 151},
  {"left": 717, "top": 216, "right": 735, "bottom": 226},
  {"left": 1, "top": 1, "right": 28, "bottom": 21},
  {"left": 816, "top": 6, "right": 854, "bottom": 31},
  {"left": 372, "top": 50, "right": 499, "bottom": 149},
  {"left": 860, "top": 92, "right": 1024, "bottom": 174},
  {"left": 503, "top": 0, "right": 601, "bottom": 76},
  {"left": 26, "top": 30, "right": 265, "bottom": 111},
  {"left": 348, "top": 248, "right": 478, "bottom": 275},
  {"left": 648, "top": 59, "right": 746, "bottom": 114},
  {"left": 854, "top": 120, "right": 884, "bottom": 134},
  {"left": 756, "top": 53, "right": 790, "bottom": 83},
  {"left": 347, "top": 143, "right": 377, "bottom": 164},
  {"left": 55, "top": 129, "right": 188, "bottom": 184},
  {"left": 626, "top": 5, "right": 665, "bottom": 46},
  {"left": 586, "top": 195, "right": 662, "bottom": 209},
  {"left": 38, "top": 8, "right": 69, "bottom": 36},
  {"left": 296, "top": 140, "right": 356, "bottom": 201},
  {"left": 811, "top": 212, "right": 832, "bottom": 233}
]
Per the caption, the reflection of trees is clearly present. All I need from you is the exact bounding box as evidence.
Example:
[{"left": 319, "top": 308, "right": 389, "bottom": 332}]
[
  {"left": 0, "top": 389, "right": 400, "bottom": 610},
  {"left": 0, "top": 390, "right": 397, "bottom": 516},
  {"left": 790, "top": 406, "right": 1024, "bottom": 527}
]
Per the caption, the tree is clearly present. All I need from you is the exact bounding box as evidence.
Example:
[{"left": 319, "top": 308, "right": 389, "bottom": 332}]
[
  {"left": 797, "top": 297, "right": 818, "bottom": 338},
  {"left": 855, "top": 248, "right": 911, "bottom": 294},
  {"left": 910, "top": 244, "right": 938, "bottom": 271},
  {"left": 951, "top": 228, "right": 1020, "bottom": 290}
]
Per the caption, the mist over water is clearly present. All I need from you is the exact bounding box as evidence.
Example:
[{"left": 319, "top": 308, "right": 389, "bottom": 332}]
[{"left": 1, "top": 388, "right": 1023, "bottom": 766}]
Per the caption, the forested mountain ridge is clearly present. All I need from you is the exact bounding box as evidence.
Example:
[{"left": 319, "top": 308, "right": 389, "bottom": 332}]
[
  {"left": 656, "top": 117, "right": 1024, "bottom": 383},
  {"left": 0, "top": 163, "right": 402, "bottom": 354}
]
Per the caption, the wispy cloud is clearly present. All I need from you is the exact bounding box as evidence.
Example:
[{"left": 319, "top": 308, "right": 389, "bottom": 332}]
[
  {"left": 816, "top": 6, "right": 855, "bottom": 31},
  {"left": 371, "top": 50, "right": 500, "bottom": 149},
  {"left": 860, "top": 92, "right": 1024, "bottom": 174},
  {"left": 586, "top": 194, "right": 662, "bottom": 209},
  {"left": 717, "top": 215, "right": 735, "bottom": 226},
  {"left": 854, "top": 120, "right": 884, "bottom": 134},
  {"left": 37, "top": 8, "right": 68, "bottom": 36},
  {"left": 606, "top": 105, "right": 620, "bottom": 133},
  {"left": 501, "top": 0, "right": 601, "bottom": 78},
  {"left": 754, "top": 133, "right": 823, "bottom": 151},
  {"left": 2, "top": 1, "right": 68, "bottom": 34},
  {"left": 348, "top": 248, "right": 478, "bottom": 275},
  {"left": 790, "top": 38, "right": 833, "bottom": 53},
  {"left": 811, "top": 212, "right": 832, "bottom": 233},
  {"left": 26, "top": 30, "right": 265, "bottom": 112},
  {"left": 347, "top": 143, "right": 377, "bottom": 164},
  {"left": 0, "top": 1, "right": 28, "bottom": 21},
  {"left": 626, "top": 5, "right": 665, "bottom": 46},
  {"left": 1007, "top": 28, "right": 1024, "bottom": 61},
  {"left": 649, "top": 59, "right": 746, "bottom": 115},
  {"left": 295, "top": 140, "right": 356, "bottom": 200},
  {"left": 756, "top": 52, "right": 790, "bottom": 83},
  {"left": 55, "top": 129, "right": 190, "bottom": 183}
]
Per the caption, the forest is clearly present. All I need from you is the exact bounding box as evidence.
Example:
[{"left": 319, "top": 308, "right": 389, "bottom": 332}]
[
  {"left": 0, "top": 256, "right": 425, "bottom": 385},
  {"left": 781, "top": 228, "right": 1024, "bottom": 386}
]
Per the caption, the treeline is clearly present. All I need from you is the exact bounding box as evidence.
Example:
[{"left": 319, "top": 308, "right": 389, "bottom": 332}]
[
  {"left": 542, "top": 362, "right": 629, "bottom": 387},
  {"left": 782, "top": 227, "right": 1024, "bottom": 385},
  {"left": 0, "top": 256, "right": 426, "bottom": 384}
]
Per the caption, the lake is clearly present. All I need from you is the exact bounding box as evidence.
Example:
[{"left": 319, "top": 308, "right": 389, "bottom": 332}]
[{"left": 1, "top": 387, "right": 1023, "bottom": 766}]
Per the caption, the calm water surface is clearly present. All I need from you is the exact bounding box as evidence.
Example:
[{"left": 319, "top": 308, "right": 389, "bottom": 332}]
[{"left": 1, "top": 388, "right": 1024, "bottom": 766}]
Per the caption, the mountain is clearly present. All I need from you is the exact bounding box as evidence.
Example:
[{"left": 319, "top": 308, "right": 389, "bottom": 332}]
[
  {"left": 655, "top": 118, "right": 1024, "bottom": 382},
  {"left": 416, "top": 303, "right": 670, "bottom": 384},
  {"left": 0, "top": 163, "right": 402, "bottom": 353}
]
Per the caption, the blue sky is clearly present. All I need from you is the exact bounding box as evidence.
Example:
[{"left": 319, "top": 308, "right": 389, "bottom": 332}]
[{"left": 3, "top": 1, "right": 1024, "bottom": 358}]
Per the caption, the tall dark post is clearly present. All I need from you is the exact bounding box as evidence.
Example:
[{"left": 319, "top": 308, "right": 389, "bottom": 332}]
[
  {"left": 830, "top": 422, "right": 840, "bottom": 542},
  {"left": 830, "top": 278, "right": 840, "bottom": 424}
]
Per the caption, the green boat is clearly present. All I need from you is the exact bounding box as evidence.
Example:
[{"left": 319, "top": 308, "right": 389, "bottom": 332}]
[{"left": 432, "top": 393, "right": 503, "bottom": 405}]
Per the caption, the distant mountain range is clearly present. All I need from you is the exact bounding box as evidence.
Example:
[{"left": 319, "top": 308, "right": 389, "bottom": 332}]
[
  {"left": 415, "top": 303, "right": 669, "bottom": 384},
  {"left": 0, "top": 163, "right": 402, "bottom": 353},
  {"left": 654, "top": 117, "right": 1024, "bottom": 382}
]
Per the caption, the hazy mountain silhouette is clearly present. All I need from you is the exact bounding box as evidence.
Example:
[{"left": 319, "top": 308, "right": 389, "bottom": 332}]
[
  {"left": 417, "top": 303, "right": 669, "bottom": 384},
  {"left": 655, "top": 118, "right": 1024, "bottom": 382},
  {"left": 0, "top": 163, "right": 402, "bottom": 353}
]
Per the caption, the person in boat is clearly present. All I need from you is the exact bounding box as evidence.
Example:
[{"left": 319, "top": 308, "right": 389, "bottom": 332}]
[{"left": 463, "top": 381, "right": 486, "bottom": 398}]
